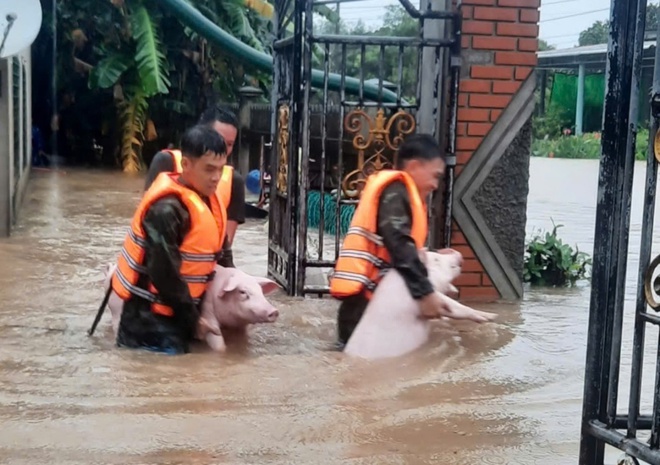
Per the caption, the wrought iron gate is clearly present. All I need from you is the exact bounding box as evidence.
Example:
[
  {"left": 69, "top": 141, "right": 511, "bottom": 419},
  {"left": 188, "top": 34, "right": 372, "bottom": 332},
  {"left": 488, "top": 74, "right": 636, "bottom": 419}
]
[
  {"left": 268, "top": 0, "right": 461, "bottom": 296},
  {"left": 579, "top": 1, "right": 660, "bottom": 464}
]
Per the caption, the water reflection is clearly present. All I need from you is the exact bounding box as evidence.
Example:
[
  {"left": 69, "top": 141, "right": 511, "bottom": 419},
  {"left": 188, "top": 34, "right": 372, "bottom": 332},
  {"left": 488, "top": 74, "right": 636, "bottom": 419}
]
[{"left": 0, "top": 158, "right": 657, "bottom": 463}]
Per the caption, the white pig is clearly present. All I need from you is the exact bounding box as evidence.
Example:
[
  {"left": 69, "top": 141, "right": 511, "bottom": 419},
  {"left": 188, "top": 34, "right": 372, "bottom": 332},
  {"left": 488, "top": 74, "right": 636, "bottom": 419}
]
[
  {"left": 102, "top": 264, "right": 281, "bottom": 352},
  {"left": 195, "top": 265, "right": 280, "bottom": 352},
  {"left": 343, "top": 248, "right": 497, "bottom": 361}
]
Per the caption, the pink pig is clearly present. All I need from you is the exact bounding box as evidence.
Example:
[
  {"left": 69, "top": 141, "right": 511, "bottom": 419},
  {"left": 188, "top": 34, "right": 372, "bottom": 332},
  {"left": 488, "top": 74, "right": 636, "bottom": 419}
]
[
  {"left": 343, "top": 248, "right": 497, "bottom": 361},
  {"left": 102, "top": 264, "right": 281, "bottom": 352},
  {"left": 195, "top": 265, "right": 280, "bottom": 352}
]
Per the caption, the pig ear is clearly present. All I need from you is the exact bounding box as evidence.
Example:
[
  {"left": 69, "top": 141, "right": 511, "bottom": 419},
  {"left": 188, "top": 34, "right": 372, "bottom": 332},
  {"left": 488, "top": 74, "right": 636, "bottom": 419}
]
[
  {"left": 418, "top": 248, "right": 428, "bottom": 265},
  {"left": 254, "top": 277, "right": 281, "bottom": 296},
  {"left": 222, "top": 275, "right": 239, "bottom": 294}
]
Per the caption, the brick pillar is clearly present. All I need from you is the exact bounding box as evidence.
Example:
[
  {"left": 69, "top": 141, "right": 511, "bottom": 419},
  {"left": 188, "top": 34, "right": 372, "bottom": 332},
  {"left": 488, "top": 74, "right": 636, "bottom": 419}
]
[{"left": 452, "top": 0, "right": 540, "bottom": 301}]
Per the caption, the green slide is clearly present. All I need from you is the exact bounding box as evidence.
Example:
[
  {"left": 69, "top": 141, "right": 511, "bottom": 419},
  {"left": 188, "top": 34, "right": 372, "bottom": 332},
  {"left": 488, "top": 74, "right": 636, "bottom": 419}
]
[{"left": 159, "top": 0, "right": 400, "bottom": 103}]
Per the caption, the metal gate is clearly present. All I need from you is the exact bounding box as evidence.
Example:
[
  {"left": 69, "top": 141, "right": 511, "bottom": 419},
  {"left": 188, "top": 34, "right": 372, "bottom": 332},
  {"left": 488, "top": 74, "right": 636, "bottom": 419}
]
[
  {"left": 268, "top": 0, "right": 461, "bottom": 296},
  {"left": 579, "top": 1, "right": 660, "bottom": 464}
]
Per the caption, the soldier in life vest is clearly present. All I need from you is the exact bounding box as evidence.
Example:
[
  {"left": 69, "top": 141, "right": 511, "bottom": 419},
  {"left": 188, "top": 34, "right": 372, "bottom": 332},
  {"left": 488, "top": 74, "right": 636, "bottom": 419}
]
[
  {"left": 143, "top": 106, "right": 245, "bottom": 267},
  {"left": 112, "top": 125, "right": 228, "bottom": 355},
  {"left": 329, "top": 134, "right": 449, "bottom": 349}
]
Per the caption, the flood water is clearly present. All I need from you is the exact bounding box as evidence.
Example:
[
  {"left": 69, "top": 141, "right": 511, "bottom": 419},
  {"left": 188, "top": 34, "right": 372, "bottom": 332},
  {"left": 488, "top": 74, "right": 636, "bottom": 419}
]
[{"left": 0, "top": 157, "right": 659, "bottom": 464}]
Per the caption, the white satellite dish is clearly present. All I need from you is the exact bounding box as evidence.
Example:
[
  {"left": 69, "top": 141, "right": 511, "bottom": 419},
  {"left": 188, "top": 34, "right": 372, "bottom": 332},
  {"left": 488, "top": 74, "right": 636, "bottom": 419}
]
[{"left": 0, "top": 0, "right": 43, "bottom": 59}]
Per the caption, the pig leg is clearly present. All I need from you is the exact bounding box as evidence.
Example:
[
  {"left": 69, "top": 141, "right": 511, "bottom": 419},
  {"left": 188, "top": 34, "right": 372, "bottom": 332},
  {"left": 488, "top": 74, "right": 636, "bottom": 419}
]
[
  {"left": 107, "top": 292, "right": 124, "bottom": 336},
  {"left": 196, "top": 300, "right": 228, "bottom": 352},
  {"left": 433, "top": 292, "right": 497, "bottom": 323},
  {"left": 197, "top": 315, "right": 227, "bottom": 352},
  {"left": 102, "top": 263, "right": 125, "bottom": 336},
  {"left": 205, "top": 332, "right": 227, "bottom": 352}
]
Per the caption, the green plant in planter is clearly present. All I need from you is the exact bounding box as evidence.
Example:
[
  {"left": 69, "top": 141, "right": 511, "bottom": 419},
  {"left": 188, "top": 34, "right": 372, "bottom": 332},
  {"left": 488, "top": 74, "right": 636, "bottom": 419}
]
[{"left": 523, "top": 222, "right": 592, "bottom": 287}]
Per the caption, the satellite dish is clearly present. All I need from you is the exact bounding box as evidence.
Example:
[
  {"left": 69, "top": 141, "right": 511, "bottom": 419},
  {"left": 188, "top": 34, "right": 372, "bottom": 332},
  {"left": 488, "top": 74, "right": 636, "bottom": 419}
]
[{"left": 0, "top": 0, "right": 43, "bottom": 59}]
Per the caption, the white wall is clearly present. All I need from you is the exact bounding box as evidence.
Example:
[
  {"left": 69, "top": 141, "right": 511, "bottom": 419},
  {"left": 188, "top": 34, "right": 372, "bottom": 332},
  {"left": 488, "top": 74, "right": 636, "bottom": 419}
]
[{"left": 0, "top": 47, "right": 33, "bottom": 237}]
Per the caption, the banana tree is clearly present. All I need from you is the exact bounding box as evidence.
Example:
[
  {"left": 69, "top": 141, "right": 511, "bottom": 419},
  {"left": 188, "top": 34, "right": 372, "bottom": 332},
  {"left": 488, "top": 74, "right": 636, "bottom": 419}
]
[
  {"left": 88, "top": 0, "right": 170, "bottom": 173},
  {"left": 44, "top": 0, "right": 319, "bottom": 171}
]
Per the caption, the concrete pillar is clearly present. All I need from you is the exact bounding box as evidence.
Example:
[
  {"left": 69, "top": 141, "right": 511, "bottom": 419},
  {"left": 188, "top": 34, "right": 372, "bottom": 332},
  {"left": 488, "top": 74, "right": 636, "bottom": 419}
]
[
  {"left": 237, "top": 85, "right": 264, "bottom": 178},
  {"left": 576, "top": 63, "right": 585, "bottom": 135},
  {"left": 452, "top": 0, "right": 540, "bottom": 302},
  {"left": 417, "top": 0, "right": 448, "bottom": 136},
  {"left": 0, "top": 58, "right": 11, "bottom": 237}
]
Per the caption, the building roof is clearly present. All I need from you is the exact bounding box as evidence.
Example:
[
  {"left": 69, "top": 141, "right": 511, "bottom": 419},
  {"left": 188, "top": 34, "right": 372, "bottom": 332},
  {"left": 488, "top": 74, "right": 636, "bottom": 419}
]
[{"left": 537, "top": 40, "right": 657, "bottom": 71}]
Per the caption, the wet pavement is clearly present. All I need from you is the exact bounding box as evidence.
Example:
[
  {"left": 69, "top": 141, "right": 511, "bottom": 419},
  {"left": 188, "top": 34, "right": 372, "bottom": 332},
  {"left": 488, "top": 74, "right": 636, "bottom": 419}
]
[{"left": 0, "top": 158, "right": 657, "bottom": 464}]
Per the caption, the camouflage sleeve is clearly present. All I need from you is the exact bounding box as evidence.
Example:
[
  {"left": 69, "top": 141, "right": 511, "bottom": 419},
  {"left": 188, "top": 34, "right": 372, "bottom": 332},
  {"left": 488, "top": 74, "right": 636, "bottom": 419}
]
[
  {"left": 217, "top": 236, "right": 235, "bottom": 268},
  {"left": 142, "top": 196, "right": 200, "bottom": 337},
  {"left": 376, "top": 181, "right": 434, "bottom": 300}
]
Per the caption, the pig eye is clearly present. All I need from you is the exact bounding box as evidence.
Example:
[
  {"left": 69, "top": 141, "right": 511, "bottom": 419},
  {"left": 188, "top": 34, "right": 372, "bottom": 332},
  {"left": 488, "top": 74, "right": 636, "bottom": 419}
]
[{"left": 239, "top": 290, "right": 249, "bottom": 299}]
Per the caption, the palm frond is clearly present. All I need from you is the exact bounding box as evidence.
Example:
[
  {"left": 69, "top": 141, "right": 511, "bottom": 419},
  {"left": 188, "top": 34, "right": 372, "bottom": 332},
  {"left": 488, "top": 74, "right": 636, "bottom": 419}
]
[
  {"left": 130, "top": 4, "right": 171, "bottom": 96},
  {"left": 88, "top": 53, "right": 133, "bottom": 89},
  {"left": 118, "top": 88, "right": 149, "bottom": 173}
]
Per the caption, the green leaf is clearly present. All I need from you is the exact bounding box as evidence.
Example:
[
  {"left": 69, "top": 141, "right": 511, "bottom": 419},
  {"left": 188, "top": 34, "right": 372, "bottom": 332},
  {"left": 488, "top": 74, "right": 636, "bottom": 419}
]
[
  {"left": 89, "top": 53, "right": 133, "bottom": 89},
  {"left": 130, "top": 4, "right": 171, "bottom": 96}
]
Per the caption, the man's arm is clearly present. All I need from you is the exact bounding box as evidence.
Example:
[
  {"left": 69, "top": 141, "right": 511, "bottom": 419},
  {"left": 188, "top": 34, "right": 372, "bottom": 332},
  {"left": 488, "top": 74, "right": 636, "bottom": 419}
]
[
  {"left": 142, "top": 197, "right": 199, "bottom": 337},
  {"left": 144, "top": 152, "right": 176, "bottom": 191},
  {"left": 217, "top": 235, "right": 235, "bottom": 268},
  {"left": 376, "top": 182, "right": 434, "bottom": 299},
  {"left": 225, "top": 171, "right": 246, "bottom": 245}
]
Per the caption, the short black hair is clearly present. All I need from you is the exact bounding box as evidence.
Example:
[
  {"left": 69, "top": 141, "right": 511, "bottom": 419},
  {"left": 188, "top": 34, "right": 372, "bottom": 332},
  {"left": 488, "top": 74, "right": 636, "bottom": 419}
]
[
  {"left": 198, "top": 104, "right": 239, "bottom": 128},
  {"left": 396, "top": 133, "right": 445, "bottom": 168},
  {"left": 180, "top": 124, "right": 227, "bottom": 159}
]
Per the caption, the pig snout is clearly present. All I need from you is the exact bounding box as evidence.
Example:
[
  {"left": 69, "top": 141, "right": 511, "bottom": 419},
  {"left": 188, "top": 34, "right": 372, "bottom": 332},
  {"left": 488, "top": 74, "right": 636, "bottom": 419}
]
[
  {"left": 266, "top": 308, "right": 279, "bottom": 322},
  {"left": 257, "top": 303, "right": 279, "bottom": 323}
]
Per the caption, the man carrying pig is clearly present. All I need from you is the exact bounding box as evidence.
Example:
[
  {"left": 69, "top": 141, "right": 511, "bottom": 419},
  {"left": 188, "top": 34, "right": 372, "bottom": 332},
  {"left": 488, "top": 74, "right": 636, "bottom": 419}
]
[
  {"left": 110, "top": 125, "right": 228, "bottom": 355},
  {"left": 330, "top": 133, "right": 449, "bottom": 349}
]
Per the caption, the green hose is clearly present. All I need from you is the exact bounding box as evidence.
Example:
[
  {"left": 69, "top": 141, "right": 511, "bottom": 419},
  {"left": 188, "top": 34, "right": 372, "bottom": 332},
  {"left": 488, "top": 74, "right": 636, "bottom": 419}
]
[{"left": 159, "top": 0, "right": 400, "bottom": 103}]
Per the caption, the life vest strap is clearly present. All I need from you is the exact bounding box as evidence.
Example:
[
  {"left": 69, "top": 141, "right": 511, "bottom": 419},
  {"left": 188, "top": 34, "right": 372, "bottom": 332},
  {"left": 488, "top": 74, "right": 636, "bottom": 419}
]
[
  {"left": 121, "top": 248, "right": 148, "bottom": 274},
  {"left": 129, "top": 229, "right": 147, "bottom": 247},
  {"left": 338, "top": 249, "right": 386, "bottom": 268},
  {"left": 180, "top": 251, "right": 219, "bottom": 262},
  {"left": 115, "top": 266, "right": 203, "bottom": 306},
  {"left": 328, "top": 271, "right": 378, "bottom": 292},
  {"left": 346, "top": 226, "right": 384, "bottom": 246}
]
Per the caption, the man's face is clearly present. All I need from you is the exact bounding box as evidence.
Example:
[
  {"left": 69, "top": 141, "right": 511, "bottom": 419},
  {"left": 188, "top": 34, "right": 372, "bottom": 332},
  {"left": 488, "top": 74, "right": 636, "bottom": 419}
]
[
  {"left": 211, "top": 121, "right": 238, "bottom": 156},
  {"left": 404, "top": 158, "right": 446, "bottom": 199},
  {"left": 181, "top": 151, "right": 228, "bottom": 197}
]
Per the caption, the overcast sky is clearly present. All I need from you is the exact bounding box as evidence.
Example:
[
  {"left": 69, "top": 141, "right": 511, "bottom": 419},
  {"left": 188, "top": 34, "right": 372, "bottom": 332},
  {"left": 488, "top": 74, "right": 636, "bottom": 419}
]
[{"left": 335, "top": 0, "right": 655, "bottom": 50}]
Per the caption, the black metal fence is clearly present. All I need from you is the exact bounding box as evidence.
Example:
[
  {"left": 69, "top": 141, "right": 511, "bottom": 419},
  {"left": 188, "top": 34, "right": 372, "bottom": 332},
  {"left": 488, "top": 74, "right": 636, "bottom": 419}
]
[
  {"left": 580, "top": 1, "right": 660, "bottom": 463},
  {"left": 268, "top": 0, "right": 462, "bottom": 296}
]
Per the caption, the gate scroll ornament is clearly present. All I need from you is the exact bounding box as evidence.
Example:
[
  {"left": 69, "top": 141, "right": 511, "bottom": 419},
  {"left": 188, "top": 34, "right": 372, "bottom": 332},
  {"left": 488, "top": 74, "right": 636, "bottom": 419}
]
[
  {"left": 645, "top": 127, "right": 660, "bottom": 310},
  {"left": 341, "top": 108, "right": 416, "bottom": 199},
  {"left": 277, "top": 104, "right": 290, "bottom": 195}
]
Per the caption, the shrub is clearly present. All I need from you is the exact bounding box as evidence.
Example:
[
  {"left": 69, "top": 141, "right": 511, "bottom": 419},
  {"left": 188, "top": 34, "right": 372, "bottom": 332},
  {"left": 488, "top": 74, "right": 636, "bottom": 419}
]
[
  {"left": 532, "top": 104, "right": 573, "bottom": 140},
  {"left": 523, "top": 222, "right": 592, "bottom": 287},
  {"left": 531, "top": 129, "right": 650, "bottom": 161}
]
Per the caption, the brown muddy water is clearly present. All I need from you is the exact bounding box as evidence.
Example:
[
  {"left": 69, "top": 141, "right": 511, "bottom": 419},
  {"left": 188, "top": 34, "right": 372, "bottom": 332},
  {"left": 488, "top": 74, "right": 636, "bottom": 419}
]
[{"left": 0, "top": 157, "right": 658, "bottom": 464}]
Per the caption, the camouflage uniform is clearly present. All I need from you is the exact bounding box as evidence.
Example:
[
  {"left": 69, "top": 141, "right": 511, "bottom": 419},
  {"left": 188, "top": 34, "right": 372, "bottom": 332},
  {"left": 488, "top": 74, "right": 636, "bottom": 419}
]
[{"left": 116, "top": 193, "right": 232, "bottom": 355}]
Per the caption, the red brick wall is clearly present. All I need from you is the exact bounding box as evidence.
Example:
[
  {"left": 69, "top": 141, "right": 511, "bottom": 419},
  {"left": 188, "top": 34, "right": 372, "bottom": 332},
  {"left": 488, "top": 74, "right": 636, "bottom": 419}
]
[{"left": 452, "top": 0, "right": 539, "bottom": 301}]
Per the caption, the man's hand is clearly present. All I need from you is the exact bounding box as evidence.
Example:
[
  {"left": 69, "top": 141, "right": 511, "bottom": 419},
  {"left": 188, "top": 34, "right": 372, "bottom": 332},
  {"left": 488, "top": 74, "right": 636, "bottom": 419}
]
[{"left": 418, "top": 292, "right": 448, "bottom": 319}]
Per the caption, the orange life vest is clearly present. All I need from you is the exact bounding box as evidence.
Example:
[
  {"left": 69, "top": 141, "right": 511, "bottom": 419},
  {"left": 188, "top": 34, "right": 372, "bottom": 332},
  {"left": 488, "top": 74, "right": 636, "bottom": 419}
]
[
  {"left": 111, "top": 172, "right": 227, "bottom": 317},
  {"left": 329, "top": 170, "right": 428, "bottom": 300},
  {"left": 165, "top": 149, "right": 233, "bottom": 210}
]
